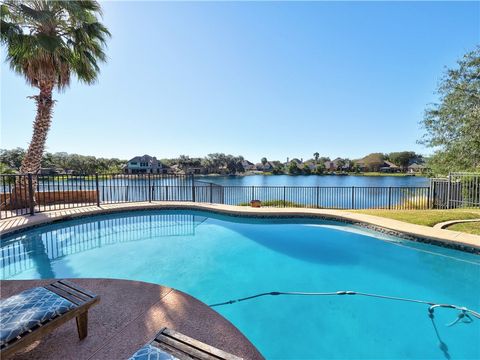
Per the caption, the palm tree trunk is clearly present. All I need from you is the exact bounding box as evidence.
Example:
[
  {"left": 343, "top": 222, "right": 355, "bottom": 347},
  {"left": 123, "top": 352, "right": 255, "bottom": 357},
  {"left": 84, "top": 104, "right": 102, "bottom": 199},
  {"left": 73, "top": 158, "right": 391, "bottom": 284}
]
[
  {"left": 10, "top": 84, "right": 54, "bottom": 209},
  {"left": 20, "top": 84, "right": 55, "bottom": 174}
]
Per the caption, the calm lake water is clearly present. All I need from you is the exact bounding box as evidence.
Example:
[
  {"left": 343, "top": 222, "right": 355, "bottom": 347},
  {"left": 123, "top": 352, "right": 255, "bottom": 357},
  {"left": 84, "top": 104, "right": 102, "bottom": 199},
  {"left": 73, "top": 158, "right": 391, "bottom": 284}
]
[
  {"left": 32, "top": 175, "right": 430, "bottom": 209},
  {"left": 197, "top": 174, "right": 429, "bottom": 187}
]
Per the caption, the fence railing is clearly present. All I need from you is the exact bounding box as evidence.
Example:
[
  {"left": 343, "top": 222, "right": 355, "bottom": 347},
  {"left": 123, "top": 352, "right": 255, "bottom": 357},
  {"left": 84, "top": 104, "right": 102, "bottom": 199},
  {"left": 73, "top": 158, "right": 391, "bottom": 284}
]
[
  {"left": 1, "top": 173, "right": 478, "bottom": 220},
  {"left": 430, "top": 172, "right": 480, "bottom": 209}
]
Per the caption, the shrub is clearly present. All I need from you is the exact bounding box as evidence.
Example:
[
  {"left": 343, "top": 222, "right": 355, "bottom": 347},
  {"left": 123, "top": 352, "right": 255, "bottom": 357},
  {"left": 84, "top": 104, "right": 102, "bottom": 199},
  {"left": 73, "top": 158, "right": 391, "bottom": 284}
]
[{"left": 401, "top": 195, "right": 429, "bottom": 209}]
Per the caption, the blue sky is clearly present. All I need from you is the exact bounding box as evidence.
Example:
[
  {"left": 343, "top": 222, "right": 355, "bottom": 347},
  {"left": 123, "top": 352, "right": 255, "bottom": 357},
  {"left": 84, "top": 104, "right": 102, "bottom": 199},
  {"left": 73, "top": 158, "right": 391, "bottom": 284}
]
[{"left": 1, "top": 1, "right": 479, "bottom": 162}]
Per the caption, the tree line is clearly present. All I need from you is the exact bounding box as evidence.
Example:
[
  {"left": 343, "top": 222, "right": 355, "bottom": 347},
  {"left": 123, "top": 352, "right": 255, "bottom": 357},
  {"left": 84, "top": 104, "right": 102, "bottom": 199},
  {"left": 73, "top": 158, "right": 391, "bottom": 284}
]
[
  {"left": 0, "top": 148, "right": 425, "bottom": 175},
  {"left": 0, "top": 148, "right": 126, "bottom": 174}
]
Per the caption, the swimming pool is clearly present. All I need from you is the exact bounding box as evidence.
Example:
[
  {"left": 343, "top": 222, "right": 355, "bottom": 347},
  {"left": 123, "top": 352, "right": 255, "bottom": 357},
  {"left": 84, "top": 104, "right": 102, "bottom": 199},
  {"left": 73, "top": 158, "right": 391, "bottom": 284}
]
[{"left": 1, "top": 210, "right": 479, "bottom": 359}]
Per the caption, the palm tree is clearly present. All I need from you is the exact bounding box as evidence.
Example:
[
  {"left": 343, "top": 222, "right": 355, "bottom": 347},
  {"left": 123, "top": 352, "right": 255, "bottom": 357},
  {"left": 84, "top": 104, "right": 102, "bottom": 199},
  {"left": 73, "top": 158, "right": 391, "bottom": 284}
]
[
  {"left": 313, "top": 152, "right": 319, "bottom": 163},
  {"left": 1, "top": 0, "right": 110, "bottom": 204}
]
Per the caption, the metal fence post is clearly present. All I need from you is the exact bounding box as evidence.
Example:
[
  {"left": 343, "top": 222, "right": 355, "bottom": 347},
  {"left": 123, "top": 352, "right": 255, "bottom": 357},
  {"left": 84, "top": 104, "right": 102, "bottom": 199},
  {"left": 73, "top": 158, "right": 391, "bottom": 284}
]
[
  {"left": 446, "top": 173, "right": 451, "bottom": 209},
  {"left": 210, "top": 183, "right": 213, "bottom": 203},
  {"left": 388, "top": 187, "right": 391, "bottom": 210},
  {"left": 251, "top": 186, "right": 255, "bottom": 202},
  {"left": 191, "top": 174, "right": 196, "bottom": 202},
  {"left": 95, "top": 173, "right": 100, "bottom": 207},
  {"left": 427, "top": 187, "right": 431, "bottom": 210},
  {"left": 316, "top": 186, "right": 319, "bottom": 208},
  {"left": 27, "top": 173, "right": 35, "bottom": 215},
  {"left": 351, "top": 186, "right": 355, "bottom": 209},
  {"left": 148, "top": 173, "right": 152, "bottom": 203}
]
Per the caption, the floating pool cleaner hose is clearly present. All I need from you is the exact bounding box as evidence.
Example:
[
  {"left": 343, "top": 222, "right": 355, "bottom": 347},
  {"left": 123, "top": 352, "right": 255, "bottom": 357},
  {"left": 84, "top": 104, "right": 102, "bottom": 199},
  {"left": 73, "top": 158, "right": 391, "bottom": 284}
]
[{"left": 209, "top": 290, "right": 480, "bottom": 327}]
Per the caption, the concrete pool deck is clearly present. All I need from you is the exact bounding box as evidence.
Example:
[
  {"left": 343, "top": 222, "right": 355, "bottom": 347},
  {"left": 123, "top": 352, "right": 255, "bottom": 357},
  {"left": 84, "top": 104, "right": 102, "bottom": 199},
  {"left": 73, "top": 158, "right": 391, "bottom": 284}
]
[
  {"left": 0, "top": 278, "right": 264, "bottom": 360},
  {"left": 1, "top": 201, "right": 479, "bottom": 250}
]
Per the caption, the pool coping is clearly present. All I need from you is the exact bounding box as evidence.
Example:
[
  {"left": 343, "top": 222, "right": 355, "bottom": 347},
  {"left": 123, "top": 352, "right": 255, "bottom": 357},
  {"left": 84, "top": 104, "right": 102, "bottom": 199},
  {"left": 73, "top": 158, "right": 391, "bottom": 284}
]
[
  {"left": 434, "top": 218, "right": 480, "bottom": 230},
  {"left": 1, "top": 202, "right": 479, "bottom": 253}
]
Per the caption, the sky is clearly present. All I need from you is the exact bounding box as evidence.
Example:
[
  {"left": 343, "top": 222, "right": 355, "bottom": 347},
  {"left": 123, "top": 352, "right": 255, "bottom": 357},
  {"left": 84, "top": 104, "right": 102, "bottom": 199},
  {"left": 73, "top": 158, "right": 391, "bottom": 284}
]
[{"left": 1, "top": 1, "right": 479, "bottom": 162}]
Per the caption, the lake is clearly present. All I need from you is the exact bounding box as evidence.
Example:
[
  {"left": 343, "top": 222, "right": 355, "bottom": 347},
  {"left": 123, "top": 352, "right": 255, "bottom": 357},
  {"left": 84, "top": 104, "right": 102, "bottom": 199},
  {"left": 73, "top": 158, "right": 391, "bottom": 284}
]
[
  {"left": 196, "top": 174, "right": 429, "bottom": 187},
  {"left": 29, "top": 174, "right": 431, "bottom": 210}
]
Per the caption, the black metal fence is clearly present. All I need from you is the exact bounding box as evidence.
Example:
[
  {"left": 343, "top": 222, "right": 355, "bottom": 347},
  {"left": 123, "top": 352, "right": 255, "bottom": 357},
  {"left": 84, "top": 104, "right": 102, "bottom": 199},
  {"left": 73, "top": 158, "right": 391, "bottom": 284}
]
[
  {"left": 430, "top": 172, "right": 480, "bottom": 209},
  {"left": 0, "top": 173, "right": 477, "bottom": 220}
]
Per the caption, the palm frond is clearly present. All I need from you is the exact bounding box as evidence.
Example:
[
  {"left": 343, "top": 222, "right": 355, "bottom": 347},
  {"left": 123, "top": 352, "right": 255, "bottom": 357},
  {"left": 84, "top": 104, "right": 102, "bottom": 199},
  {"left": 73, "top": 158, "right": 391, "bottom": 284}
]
[{"left": 1, "top": 0, "right": 110, "bottom": 90}]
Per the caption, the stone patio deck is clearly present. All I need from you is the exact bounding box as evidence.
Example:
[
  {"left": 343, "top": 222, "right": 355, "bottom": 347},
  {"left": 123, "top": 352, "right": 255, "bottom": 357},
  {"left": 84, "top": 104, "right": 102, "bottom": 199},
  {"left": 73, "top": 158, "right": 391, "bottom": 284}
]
[{"left": 0, "top": 278, "right": 263, "bottom": 360}]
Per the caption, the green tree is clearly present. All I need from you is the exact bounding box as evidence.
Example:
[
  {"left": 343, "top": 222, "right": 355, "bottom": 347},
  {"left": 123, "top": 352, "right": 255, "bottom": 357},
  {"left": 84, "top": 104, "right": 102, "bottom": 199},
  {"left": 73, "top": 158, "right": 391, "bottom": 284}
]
[
  {"left": 0, "top": 148, "right": 26, "bottom": 169},
  {"left": 313, "top": 152, "right": 319, "bottom": 163},
  {"left": 1, "top": 1, "right": 110, "bottom": 179},
  {"left": 0, "top": 163, "right": 16, "bottom": 174},
  {"left": 388, "top": 151, "right": 419, "bottom": 170},
  {"left": 315, "top": 163, "right": 326, "bottom": 174},
  {"left": 420, "top": 47, "right": 480, "bottom": 174},
  {"left": 272, "top": 165, "right": 284, "bottom": 175},
  {"left": 288, "top": 161, "right": 299, "bottom": 175},
  {"left": 361, "top": 153, "right": 385, "bottom": 172},
  {"left": 335, "top": 159, "right": 346, "bottom": 171}
]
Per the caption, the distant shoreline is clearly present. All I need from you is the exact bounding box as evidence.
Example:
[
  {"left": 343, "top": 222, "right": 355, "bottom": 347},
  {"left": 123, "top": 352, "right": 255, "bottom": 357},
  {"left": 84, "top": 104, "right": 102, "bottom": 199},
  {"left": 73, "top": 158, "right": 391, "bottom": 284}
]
[{"left": 197, "top": 172, "right": 426, "bottom": 178}]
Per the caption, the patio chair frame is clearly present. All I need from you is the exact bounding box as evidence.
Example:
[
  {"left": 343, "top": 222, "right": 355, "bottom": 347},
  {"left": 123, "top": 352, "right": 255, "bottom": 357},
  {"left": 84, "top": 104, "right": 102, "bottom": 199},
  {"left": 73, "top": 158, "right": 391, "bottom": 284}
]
[
  {"left": 0, "top": 279, "right": 100, "bottom": 358},
  {"left": 147, "top": 327, "right": 242, "bottom": 360}
]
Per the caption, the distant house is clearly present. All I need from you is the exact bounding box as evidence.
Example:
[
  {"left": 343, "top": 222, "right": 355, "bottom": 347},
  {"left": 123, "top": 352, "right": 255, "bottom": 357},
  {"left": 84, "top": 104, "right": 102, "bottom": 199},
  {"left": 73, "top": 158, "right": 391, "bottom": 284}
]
[
  {"left": 331, "top": 157, "right": 350, "bottom": 171},
  {"left": 407, "top": 163, "right": 425, "bottom": 173},
  {"left": 241, "top": 160, "right": 256, "bottom": 171},
  {"left": 353, "top": 160, "right": 367, "bottom": 172},
  {"left": 39, "top": 167, "right": 67, "bottom": 175},
  {"left": 380, "top": 161, "right": 400, "bottom": 173},
  {"left": 255, "top": 162, "right": 274, "bottom": 171},
  {"left": 124, "top": 155, "right": 166, "bottom": 174},
  {"left": 270, "top": 160, "right": 283, "bottom": 168},
  {"left": 170, "top": 164, "right": 202, "bottom": 175},
  {"left": 324, "top": 161, "right": 335, "bottom": 171},
  {"left": 303, "top": 162, "right": 317, "bottom": 171}
]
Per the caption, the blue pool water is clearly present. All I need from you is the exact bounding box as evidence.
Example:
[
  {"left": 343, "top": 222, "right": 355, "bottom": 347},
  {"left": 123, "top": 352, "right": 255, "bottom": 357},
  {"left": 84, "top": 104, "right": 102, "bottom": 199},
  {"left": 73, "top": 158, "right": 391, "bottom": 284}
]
[{"left": 1, "top": 210, "right": 479, "bottom": 359}]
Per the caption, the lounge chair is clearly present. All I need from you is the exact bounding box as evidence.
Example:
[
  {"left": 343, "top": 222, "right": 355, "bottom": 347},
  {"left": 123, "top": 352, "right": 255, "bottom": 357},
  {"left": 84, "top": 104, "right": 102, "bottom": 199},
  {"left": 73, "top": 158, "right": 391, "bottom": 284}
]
[
  {"left": 0, "top": 279, "right": 99, "bottom": 358},
  {"left": 129, "top": 327, "right": 242, "bottom": 360}
]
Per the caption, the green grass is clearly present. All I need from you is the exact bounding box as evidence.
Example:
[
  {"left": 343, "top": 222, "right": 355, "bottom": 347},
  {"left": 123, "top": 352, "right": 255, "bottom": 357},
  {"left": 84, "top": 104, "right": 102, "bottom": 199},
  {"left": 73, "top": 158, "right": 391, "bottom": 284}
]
[
  {"left": 353, "top": 208, "right": 480, "bottom": 227},
  {"left": 446, "top": 221, "right": 480, "bottom": 235},
  {"left": 238, "top": 200, "right": 309, "bottom": 208},
  {"left": 351, "top": 172, "right": 417, "bottom": 177}
]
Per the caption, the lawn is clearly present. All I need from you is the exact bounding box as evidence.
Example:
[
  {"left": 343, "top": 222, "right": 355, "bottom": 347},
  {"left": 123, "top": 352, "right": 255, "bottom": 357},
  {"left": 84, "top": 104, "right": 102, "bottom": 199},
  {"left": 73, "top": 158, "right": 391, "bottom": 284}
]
[
  {"left": 353, "top": 208, "right": 480, "bottom": 227},
  {"left": 446, "top": 221, "right": 480, "bottom": 235},
  {"left": 352, "top": 172, "right": 417, "bottom": 177}
]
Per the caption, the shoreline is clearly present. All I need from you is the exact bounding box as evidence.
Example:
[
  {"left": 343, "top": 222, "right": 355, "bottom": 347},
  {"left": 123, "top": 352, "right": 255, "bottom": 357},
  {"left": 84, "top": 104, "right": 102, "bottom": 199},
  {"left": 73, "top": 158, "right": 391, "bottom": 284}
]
[{"left": 197, "top": 172, "right": 427, "bottom": 178}]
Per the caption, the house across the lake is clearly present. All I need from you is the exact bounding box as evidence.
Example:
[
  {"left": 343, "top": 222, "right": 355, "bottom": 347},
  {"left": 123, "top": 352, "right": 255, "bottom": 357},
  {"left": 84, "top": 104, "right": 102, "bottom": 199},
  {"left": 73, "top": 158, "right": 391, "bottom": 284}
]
[
  {"left": 241, "top": 160, "right": 256, "bottom": 171},
  {"left": 407, "top": 162, "right": 426, "bottom": 173},
  {"left": 255, "top": 162, "right": 274, "bottom": 172},
  {"left": 124, "top": 155, "right": 168, "bottom": 174},
  {"left": 380, "top": 161, "right": 400, "bottom": 173}
]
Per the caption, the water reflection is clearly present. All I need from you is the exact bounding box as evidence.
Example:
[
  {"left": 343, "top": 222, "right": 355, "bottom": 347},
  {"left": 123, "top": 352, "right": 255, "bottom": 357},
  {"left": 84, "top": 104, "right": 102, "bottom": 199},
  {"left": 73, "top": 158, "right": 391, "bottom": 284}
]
[{"left": 1, "top": 213, "right": 206, "bottom": 279}]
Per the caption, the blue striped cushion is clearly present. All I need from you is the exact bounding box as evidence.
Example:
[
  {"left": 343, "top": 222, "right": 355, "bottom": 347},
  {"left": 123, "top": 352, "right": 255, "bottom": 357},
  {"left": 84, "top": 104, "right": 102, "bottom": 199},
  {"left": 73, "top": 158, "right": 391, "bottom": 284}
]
[
  {"left": 0, "top": 287, "right": 76, "bottom": 346},
  {"left": 129, "top": 344, "right": 179, "bottom": 360}
]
